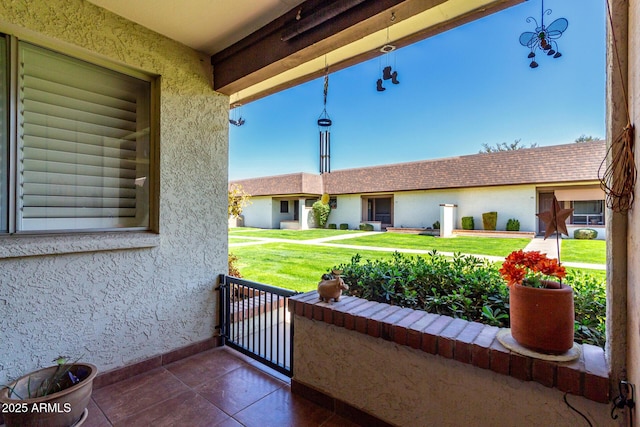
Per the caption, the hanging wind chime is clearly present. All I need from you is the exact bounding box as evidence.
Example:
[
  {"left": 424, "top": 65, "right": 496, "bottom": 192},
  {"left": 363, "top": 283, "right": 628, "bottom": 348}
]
[
  {"left": 318, "top": 66, "right": 331, "bottom": 174},
  {"left": 518, "top": 0, "right": 568, "bottom": 68},
  {"left": 377, "top": 14, "right": 399, "bottom": 92},
  {"left": 229, "top": 101, "right": 245, "bottom": 127}
]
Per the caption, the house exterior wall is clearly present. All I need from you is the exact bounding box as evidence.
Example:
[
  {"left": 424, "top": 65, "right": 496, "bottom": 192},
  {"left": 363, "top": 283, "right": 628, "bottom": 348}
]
[
  {"left": 394, "top": 185, "right": 537, "bottom": 231},
  {"left": 294, "top": 316, "right": 615, "bottom": 427},
  {"left": 241, "top": 197, "right": 274, "bottom": 229},
  {"left": 627, "top": 0, "right": 640, "bottom": 421},
  {"left": 0, "top": 0, "right": 228, "bottom": 385},
  {"left": 326, "top": 195, "right": 362, "bottom": 229}
]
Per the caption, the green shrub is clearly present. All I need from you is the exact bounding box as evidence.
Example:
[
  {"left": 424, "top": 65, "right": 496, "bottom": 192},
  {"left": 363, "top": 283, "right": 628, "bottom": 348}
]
[
  {"left": 328, "top": 223, "right": 337, "bottom": 229},
  {"left": 482, "top": 212, "right": 498, "bottom": 230},
  {"left": 574, "top": 228, "right": 598, "bottom": 240},
  {"left": 340, "top": 223, "right": 349, "bottom": 230},
  {"left": 312, "top": 200, "right": 331, "bottom": 228},
  {"left": 461, "top": 216, "right": 474, "bottom": 230},
  {"left": 331, "top": 252, "right": 605, "bottom": 347},
  {"left": 359, "top": 223, "right": 374, "bottom": 231},
  {"left": 432, "top": 220, "right": 440, "bottom": 230},
  {"left": 506, "top": 218, "right": 520, "bottom": 231}
]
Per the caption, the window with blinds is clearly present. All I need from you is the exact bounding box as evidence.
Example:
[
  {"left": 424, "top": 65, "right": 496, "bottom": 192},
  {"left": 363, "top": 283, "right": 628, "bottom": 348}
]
[{"left": 16, "top": 42, "right": 151, "bottom": 232}]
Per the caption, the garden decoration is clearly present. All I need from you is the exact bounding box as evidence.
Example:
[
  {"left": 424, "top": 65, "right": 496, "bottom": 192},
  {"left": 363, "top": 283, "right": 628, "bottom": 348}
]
[
  {"left": 497, "top": 195, "right": 578, "bottom": 358},
  {"left": 318, "top": 64, "right": 332, "bottom": 174},
  {"left": 229, "top": 94, "right": 245, "bottom": 126},
  {"left": 519, "top": 0, "right": 568, "bottom": 68},
  {"left": 0, "top": 356, "right": 97, "bottom": 427},
  {"left": 318, "top": 270, "right": 348, "bottom": 302}
]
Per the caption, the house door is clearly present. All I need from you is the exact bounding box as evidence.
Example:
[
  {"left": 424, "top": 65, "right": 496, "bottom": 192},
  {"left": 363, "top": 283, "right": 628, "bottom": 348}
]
[
  {"left": 367, "top": 197, "right": 393, "bottom": 229},
  {"left": 293, "top": 200, "right": 299, "bottom": 221},
  {"left": 538, "top": 193, "right": 555, "bottom": 235}
]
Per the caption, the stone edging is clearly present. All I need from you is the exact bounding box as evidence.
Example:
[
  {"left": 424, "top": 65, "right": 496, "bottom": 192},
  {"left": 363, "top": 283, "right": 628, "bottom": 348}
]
[{"left": 289, "top": 292, "right": 610, "bottom": 404}]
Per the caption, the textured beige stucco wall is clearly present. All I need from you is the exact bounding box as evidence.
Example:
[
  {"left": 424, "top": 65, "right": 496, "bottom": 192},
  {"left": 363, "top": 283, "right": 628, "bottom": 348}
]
[
  {"left": 0, "top": 0, "right": 228, "bottom": 384},
  {"left": 627, "top": 1, "right": 640, "bottom": 425},
  {"left": 294, "top": 316, "right": 616, "bottom": 427}
]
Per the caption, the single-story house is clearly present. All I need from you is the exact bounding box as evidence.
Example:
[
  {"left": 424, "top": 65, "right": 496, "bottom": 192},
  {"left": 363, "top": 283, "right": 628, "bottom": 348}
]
[{"left": 231, "top": 140, "right": 607, "bottom": 238}]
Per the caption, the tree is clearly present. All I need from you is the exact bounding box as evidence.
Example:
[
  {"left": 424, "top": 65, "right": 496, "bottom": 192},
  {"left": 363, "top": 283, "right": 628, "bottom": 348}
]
[
  {"left": 575, "top": 134, "right": 599, "bottom": 143},
  {"left": 479, "top": 139, "right": 538, "bottom": 153},
  {"left": 228, "top": 184, "right": 251, "bottom": 218},
  {"left": 312, "top": 193, "right": 331, "bottom": 228}
]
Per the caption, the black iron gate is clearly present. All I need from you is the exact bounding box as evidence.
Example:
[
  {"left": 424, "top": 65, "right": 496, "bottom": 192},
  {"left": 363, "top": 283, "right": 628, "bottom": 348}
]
[{"left": 217, "top": 274, "right": 299, "bottom": 377}]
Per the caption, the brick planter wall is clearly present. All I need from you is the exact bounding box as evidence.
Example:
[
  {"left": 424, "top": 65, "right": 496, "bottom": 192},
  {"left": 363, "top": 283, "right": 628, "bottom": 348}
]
[{"left": 289, "top": 292, "right": 610, "bottom": 404}]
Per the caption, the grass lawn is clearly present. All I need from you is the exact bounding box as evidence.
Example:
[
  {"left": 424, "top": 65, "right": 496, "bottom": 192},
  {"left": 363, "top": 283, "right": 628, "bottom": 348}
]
[
  {"left": 562, "top": 239, "right": 606, "bottom": 264},
  {"left": 228, "top": 228, "right": 363, "bottom": 240},
  {"left": 331, "top": 233, "right": 531, "bottom": 257},
  {"left": 230, "top": 243, "right": 416, "bottom": 292}
]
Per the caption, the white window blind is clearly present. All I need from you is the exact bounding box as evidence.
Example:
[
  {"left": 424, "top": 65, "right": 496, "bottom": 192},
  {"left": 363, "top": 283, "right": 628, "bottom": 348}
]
[{"left": 17, "top": 42, "right": 150, "bottom": 232}]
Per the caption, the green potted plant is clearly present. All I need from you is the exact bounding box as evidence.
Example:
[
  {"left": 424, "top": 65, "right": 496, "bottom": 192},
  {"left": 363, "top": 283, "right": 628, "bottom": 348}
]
[
  {"left": 499, "top": 250, "right": 574, "bottom": 355},
  {"left": 0, "top": 357, "right": 97, "bottom": 427}
]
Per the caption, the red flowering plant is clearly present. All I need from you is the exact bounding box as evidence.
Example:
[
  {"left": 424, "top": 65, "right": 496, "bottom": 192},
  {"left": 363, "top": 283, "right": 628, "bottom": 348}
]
[{"left": 499, "top": 250, "right": 566, "bottom": 288}]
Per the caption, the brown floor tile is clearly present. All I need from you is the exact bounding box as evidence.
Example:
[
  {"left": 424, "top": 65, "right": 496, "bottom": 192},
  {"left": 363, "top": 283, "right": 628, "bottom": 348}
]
[
  {"left": 83, "top": 399, "right": 112, "bottom": 427},
  {"left": 112, "top": 390, "right": 230, "bottom": 427},
  {"left": 195, "top": 365, "right": 286, "bottom": 415},
  {"left": 166, "top": 348, "right": 247, "bottom": 388},
  {"left": 234, "top": 386, "right": 335, "bottom": 427},
  {"left": 92, "top": 368, "right": 190, "bottom": 424},
  {"left": 215, "top": 417, "right": 245, "bottom": 427},
  {"left": 321, "top": 414, "right": 363, "bottom": 427}
]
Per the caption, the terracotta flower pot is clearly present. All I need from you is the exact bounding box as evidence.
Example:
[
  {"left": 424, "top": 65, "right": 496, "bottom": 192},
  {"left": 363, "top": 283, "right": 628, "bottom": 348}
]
[
  {"left": 509, "top": 282, "right": 575, "bottom": 354},
  {"left": 0, "top": 363, "right": 97, "bottom": 427}
]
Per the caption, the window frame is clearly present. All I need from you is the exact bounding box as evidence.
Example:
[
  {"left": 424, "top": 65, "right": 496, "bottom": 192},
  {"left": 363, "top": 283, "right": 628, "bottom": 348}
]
[{"left": 0, "top": 33, "right": 159, "bottom": 237}]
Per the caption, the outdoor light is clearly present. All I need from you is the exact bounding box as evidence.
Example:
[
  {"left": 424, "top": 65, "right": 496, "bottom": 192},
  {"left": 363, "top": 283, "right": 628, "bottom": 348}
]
[{"left": 518, "top": 0, "right": 568, "bottom": 68}]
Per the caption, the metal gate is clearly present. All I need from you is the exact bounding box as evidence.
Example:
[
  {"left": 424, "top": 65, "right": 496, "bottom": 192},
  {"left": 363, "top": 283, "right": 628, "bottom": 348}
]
[{"left": 217, "top": 274, "right": 299, "bottom": 377}]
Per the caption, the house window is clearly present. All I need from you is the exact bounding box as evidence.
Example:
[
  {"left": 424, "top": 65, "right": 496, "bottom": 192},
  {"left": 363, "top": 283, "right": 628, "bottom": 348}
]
[
  {"left": 305, "top": 199, "right": 316, "bottom": 208},
  {"left": 0, "top": 38, "right": 153, "bottom": 233},
  {"left": 571, "top": 200, "right": 604, "bottom": 226},
  {"left": 280, "top": 200, "right": 289, "bottom": 213}
]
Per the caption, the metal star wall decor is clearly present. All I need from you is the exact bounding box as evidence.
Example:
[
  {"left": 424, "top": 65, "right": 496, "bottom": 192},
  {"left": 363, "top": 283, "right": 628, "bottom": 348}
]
[{"left": 536, "top": 195, "right": 574, "bottom": 239}]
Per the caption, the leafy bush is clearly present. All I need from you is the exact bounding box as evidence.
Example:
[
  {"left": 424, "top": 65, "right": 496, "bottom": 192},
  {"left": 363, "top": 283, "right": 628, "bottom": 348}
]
[
  {"left": 432, "top": 220, "right": 440, "bottom": 230},
  {"left": 359, "top": 223, "right": 374, "bottom": 231},
  {"left": 340, "top": 223, "right": 349, "bottom": 230},
  {"left": 331, "top": 251, "right": 605, "bottom": 347},
  {"left": 574, "top": 228, "right": 598, "bottom": 240},
  {"left": 482, "top": 212, "right": 498, "bottom": 230},
  {"left": 312, "top": 200, "right": 331, "bottom": 228},
  {"left": 461, "top": 216, "right": 474, "bottom": 230},
  {"left": 328, "top": 223, "right": 337, "bottom": 229},
  {"left": 506, "top": 218, "right": 520, "bottom": 231},
  {"left": 228, "top": 253, "right": 242, "bottom": 278}
]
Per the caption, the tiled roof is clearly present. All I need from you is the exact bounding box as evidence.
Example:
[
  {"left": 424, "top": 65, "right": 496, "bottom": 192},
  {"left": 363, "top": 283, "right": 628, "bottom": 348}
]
[
  {"left": 230, "top": 172, "right": 324, "bottom": 196},
  {"left": 231, "top": 141, "right": 605, "bottom": 196}
]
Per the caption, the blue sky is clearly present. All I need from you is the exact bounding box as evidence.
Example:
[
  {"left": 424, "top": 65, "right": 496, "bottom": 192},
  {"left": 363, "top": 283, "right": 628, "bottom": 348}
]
[{"left": 229, "top": 0, "right": 606, "bottom": 181}]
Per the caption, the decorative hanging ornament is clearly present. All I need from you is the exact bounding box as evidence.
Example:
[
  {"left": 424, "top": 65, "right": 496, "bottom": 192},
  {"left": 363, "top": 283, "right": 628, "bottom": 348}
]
[
  {"left": 377, "top": 15, "right": 400, "bottom": 92},
  {"left": 229, "top": 102, "right": 245, "bottom": 126},
  {"left": 518, "top": 0, "right": 568, "bottom": 68},
  {"left": 318, "top": 66, "right": 332, "bottom": 174}
]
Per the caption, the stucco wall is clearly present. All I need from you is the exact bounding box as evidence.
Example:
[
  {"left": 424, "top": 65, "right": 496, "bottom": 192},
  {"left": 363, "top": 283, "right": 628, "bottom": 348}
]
[
  {"left": 241, "top": 197, "right": 274, "bottom": 229},
  {"left": 627, "top": 0, "right": 640, "bottom": 423},
  {"left": 294, "top": 316, "right": 616, "bottom": 427},
  {"left": 394, "top": 185, "right": 537, "bottom": 231},
  {"left": 0, "top": 0, "right": 228, "bottom": 384},
  {"left": 327, "top": 195, "right": 363, "bottom": 229}
]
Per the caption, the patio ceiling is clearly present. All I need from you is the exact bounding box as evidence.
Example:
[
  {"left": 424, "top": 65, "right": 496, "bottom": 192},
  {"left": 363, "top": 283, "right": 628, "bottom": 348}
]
[{"left": 87, "top": 0, "right": 523, "bottom": 105}]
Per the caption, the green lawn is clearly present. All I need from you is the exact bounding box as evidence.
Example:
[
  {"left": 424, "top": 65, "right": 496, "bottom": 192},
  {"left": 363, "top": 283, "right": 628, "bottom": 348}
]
[
  {"left": 228, "top": 228, "right": 363, "bottom": 240},
  {"left": 562, "top": 239, "right": 606, "bottom": 264},
  {"left": 331, "top": 233, "right": 531, "bottom": 257},
  {"left": 230, "top": 243, "right": 414, "bottom": 292}
]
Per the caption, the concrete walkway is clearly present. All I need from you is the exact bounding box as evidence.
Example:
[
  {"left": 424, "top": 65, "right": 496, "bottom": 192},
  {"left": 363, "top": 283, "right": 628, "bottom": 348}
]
[{"left": 229, "top": 231, "right": 605, "bottom": 270}]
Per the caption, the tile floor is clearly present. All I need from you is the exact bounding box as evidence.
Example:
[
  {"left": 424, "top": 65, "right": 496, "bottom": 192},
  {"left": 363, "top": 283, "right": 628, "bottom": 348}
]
[{"left": 84, "top": 347, "right": 360, "bottom": 427}]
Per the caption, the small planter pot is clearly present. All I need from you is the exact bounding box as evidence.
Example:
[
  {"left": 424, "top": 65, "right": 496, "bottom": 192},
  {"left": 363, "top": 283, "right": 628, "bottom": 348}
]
[
  {"left": 509, "top": 282, "right": 575, "bottom": 355},
  {"left": 0, "top": 363, "right": 97, "bottom": 427}
]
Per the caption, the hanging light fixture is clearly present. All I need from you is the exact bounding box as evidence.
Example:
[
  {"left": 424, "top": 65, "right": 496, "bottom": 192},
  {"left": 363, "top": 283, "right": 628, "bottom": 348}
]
[
  {"left": 518, "top": 0, "right": 568, "bottom": 68},
  {"left": 318, "top": 64, "right": 331, "bottom": 174}
]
